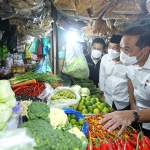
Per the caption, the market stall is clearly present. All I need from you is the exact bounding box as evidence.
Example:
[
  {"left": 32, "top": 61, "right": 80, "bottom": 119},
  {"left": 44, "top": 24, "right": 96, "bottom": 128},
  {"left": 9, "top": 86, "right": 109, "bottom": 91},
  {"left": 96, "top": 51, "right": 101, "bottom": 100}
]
[{"left": 0, "top": 0, "right": 150, "bottom": 150}]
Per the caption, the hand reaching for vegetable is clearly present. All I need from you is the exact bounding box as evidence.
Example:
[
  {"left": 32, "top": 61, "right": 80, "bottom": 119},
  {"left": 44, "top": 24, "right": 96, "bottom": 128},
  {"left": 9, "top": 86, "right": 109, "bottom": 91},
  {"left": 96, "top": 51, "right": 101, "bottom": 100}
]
[{"left": 99, "top": 110, "right": 135, "bottom": 135}]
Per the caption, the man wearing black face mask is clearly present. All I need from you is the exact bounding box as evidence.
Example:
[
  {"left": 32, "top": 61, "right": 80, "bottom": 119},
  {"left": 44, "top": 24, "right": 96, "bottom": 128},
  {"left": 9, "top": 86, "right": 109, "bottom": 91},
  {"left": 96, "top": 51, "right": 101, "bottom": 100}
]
[{"left": 99, "top": 27, "right": 150, "bottom": 138}]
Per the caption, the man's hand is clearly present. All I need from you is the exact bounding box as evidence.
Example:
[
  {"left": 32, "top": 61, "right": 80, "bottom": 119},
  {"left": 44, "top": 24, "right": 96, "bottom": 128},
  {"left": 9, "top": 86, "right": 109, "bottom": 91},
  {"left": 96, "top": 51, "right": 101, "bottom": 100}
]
[{"left": 99, "top": 110, "right": 135, "bottom": 135}]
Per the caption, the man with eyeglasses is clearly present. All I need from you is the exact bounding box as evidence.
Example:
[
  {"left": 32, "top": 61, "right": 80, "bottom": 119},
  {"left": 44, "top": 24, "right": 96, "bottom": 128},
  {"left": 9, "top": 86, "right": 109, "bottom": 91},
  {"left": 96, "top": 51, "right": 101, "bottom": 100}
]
[
  {"left": 99, "top": 27, "right": 150, "bottom": 138},
  {"left": 99, "top": 34, "right": 130, "bottom": 111}
]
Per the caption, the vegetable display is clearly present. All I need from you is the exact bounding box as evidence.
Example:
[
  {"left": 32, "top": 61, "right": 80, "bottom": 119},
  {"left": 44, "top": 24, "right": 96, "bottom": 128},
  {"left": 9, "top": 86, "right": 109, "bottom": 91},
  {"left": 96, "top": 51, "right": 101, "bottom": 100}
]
[
  {"left": 10, "top": 71, "right": 61, "bottom": 87},
  {"left": 13, "top": 81, "right": 45, "bottom": 97},
  {"left": 85, "top": 114, "right": 150, "bottom": 149}
]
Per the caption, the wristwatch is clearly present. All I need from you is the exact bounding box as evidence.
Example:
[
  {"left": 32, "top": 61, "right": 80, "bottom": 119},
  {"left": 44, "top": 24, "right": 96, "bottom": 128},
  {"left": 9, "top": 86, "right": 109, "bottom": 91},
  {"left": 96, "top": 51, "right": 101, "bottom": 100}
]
[{"left": 132, "top": 110, "right": 140, "bottom": 123}]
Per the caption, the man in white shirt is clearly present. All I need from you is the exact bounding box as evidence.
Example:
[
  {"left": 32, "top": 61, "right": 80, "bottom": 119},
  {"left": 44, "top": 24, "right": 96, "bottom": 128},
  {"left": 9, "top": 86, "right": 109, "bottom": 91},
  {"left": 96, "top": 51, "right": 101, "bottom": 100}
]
[
  {"left": 99, "top": 27, "right": 150, "bottom": 138},
  {"left": 99, "top": 34, "right": 130, "bottom": 110}
]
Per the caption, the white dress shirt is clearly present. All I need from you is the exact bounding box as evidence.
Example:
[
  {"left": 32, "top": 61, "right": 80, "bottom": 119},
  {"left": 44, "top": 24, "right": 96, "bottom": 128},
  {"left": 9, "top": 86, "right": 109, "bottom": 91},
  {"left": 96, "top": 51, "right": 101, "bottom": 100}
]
[
  {"left": 99, "top": 54, "right": 129, "bottom": 109},
  {"left": 127, "top": 54, "right": 150, "bottom": 130}
]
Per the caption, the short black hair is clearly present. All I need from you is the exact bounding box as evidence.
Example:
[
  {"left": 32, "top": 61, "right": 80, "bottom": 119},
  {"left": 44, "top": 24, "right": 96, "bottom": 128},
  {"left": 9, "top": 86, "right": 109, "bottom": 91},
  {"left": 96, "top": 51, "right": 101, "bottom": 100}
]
[
  {"left": 110, "top": 34, "right": 122, "bottom": 44},
  {"left": 123, "top": 26, "right": 150, "bottom": 50},
  {"left": 92, "top": 38, "right": 106, "bottom": 50}
]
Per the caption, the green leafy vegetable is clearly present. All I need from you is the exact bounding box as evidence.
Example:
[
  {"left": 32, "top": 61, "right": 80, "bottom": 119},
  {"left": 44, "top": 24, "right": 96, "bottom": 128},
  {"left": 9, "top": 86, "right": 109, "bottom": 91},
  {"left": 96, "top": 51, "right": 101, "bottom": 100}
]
[{"left": 62, "top": 56, "right": 89, "bottom": 79}]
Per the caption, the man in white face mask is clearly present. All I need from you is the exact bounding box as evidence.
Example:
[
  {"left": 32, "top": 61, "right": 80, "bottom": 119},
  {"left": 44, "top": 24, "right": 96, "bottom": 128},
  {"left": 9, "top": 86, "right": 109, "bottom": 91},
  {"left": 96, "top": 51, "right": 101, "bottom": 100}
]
[
  {"left": 85, "top": 38, "right": 105, "bottom": 87},
  {"left": 99, "top": 34, "right": 130, "bottom": 110},
  {"left": 99, "top": 27, "right": 150, "bottom": 138}
]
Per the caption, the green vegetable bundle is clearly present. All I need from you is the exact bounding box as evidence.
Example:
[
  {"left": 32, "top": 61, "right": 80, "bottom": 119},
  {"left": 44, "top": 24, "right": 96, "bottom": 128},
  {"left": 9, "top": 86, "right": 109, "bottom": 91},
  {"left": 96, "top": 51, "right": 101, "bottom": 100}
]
[{"left": 10, "top": 71, "right": 61, "bottom": 86}]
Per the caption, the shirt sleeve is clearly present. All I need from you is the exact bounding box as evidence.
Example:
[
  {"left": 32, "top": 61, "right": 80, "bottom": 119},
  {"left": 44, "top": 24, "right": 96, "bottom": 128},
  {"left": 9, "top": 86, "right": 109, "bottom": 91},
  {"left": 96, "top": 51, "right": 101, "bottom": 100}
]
[{"left": 99, "top": 58, "right": 105, "bottom": 91}]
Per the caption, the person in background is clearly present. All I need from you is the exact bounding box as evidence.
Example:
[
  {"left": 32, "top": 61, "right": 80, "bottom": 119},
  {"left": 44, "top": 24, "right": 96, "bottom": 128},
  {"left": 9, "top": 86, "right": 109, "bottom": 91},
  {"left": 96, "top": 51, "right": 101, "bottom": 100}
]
[
  {"left": 85, "top": 38, "right": 106, "bottom": 87},
  {"left": 99, "top": 27, "right": 150, "bottom": 138},
  {"left": 78, "top": 42, "right": 89, "bottom": 56},
  {"left": 99, "top": 34, "right": 130, "bottom": 110}
]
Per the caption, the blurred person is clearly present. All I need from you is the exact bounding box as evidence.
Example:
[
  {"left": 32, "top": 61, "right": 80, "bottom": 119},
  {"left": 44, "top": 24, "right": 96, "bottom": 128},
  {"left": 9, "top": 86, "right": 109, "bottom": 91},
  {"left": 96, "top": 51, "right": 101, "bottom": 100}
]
[{"left": 85, "top": 38, "right": 106, "bottom": 87}]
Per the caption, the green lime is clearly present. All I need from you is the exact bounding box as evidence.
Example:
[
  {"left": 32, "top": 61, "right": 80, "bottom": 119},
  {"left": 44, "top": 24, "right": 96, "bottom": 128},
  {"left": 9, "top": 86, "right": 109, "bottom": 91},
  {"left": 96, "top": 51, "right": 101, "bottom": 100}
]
[
  {"left": 93, "top": 108, "right": 100, "bottom": 114},
  {"left": 81, "top": 97, "right": 86, "bottom": 100},
  {"left": 91, "top": 98, "right": 96, "bottom": 103},
  {"left": 82, "top": 109, "right": 88, "bottom": 114},
  {"left": 109, "top": 107, "right": 114, "bottom": 112},
  {"left": 96, "top": 102, "right": 101, "bottom": 106},
  {"left": 85, "top": 101, "right": 90, "bottom": 108},
  {"left": 102, "top": 107, "right": 109, "bottom": 114},
  {"left": 78, "top": 126, "right": 82, "bottom": 130},
  {"left": 101, "top": 103, "right": 106, "bottom": 108},
  {"left": 77, "top": 105, "right": 83, "bottom": 111},
  {"left": 78, "top": 118, "right": 84, "bottom": 126},
  {"left": 88, "top": 106, "right": 93, "bottom": 112},
  {"left": 85, "top": 96, "right": 91, "bottom": 101},
  {"left": 95, "top": 98, "right": 99, "bottom": 102},
  {"left": 70, "top": 119, "right": 77, "bottom": 125},
  {"left": 92, "top": 104, "right": 97, "bottom": 109},
  {"left": 98, "top": 105, "right": 104, "bottom": 112},
  {"left": 71, "top": 114, "right": 76, "bottom": 119}
]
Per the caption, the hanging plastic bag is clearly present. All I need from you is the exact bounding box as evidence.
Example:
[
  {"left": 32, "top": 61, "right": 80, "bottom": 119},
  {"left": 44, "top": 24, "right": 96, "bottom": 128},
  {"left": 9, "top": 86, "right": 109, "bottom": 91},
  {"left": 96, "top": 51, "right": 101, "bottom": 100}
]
[
  {"left": 28, "top": 38, "right": 40, "bottom": 54},
  {"left": 62, "top": 42, "right": 89, "bottom": 79},
  {"left": 0, "top": 128, "right": 36, "bottom": 150},
  {"left": 63, "top": 108, "right": 88, "bottom": 136}
]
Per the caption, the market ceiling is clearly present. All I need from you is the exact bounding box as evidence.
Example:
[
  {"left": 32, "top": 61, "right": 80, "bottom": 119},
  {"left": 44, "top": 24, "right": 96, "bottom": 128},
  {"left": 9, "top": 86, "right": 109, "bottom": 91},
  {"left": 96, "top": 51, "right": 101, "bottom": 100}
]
[{"left": 0, "top": 0, "right": 149, "bottom": 38}]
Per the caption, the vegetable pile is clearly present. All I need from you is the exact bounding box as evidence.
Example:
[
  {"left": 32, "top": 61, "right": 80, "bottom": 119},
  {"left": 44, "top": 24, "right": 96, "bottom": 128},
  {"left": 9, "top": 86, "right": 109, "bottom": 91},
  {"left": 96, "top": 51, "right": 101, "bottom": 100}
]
[
  {"left": 85, "top": 114, "right": 150, "bottom": 149},
  {"left": 51, "top": 89, "right": 76, "bottom": 100},
  {"left": 13, "top": 81, "right": 45, "bottom": 97},
  {"left": 19, "top": 101, "right": 88, "bottom": 150},
  {"left": 10, "top": 71, "right": 61, "bottom": 87}
]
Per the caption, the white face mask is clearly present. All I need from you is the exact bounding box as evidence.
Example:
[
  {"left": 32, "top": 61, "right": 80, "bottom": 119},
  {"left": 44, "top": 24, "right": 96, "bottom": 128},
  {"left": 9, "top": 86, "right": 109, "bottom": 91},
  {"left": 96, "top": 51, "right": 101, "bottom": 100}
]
[
  {"left": 91, "top": 50, "right": 102, "bottom": 59},
  {"left": 120, "top": 49, "right": 144, "bottom": 66},
  {"left": 108, "top": 49, "right": 120, "bottom": 59}
]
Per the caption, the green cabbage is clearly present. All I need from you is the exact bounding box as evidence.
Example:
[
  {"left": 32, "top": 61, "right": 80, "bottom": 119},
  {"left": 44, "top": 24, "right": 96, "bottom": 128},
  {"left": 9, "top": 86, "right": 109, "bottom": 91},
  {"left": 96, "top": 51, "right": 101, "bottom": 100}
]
[{"left": 81, "top": 88, "right": 90, "bottom": 96}]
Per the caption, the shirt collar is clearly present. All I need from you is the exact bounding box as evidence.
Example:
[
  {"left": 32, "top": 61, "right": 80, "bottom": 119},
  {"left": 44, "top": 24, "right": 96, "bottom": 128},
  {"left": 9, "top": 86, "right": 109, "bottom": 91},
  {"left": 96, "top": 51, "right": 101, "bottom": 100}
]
[
  {"left": 107, "top": 55, "right": 122, "bottom": 64},
  {"left": 143, "top": 54, "right": 150, "bottom": 69},
  {"left": 90, "top": 54, "right": 101, "bottom": 64}
]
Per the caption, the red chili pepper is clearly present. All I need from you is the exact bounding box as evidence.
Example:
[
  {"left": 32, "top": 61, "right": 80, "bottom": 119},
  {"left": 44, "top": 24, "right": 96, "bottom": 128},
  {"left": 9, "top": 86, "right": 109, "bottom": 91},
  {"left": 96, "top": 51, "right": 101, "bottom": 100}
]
[
  {"left": 133, "top": 129, "right": 138, "bottom": 135},
  {"left": 13, "top": 85, "right": 27, "bottom": 93},
  {"left": 141, "top": 139, "right": 150, "bottom": 150},
  {"left": 87, "top": 145, "right": 94, "bottom": 150},
  {"left": 144, "top": 136, "right": 150, "bottom": 149},
  {"left": 126, "top": 142, "right": 134, "bottom": 150},
  {"left": 127, "top": 138, "right": 136, "bottom": 147},
  {"left": 114, "top": 139, "right": 119, "bottom": 148},
  {"left": 119, "top": 138, "right": 125, "bottom": 147},
  {"left": 133, "top": 133, "right": 138, "bottom": 140},
  {"left": 112, "top": 143, "right": 117, "bottom": 150},
  {"left": 106, "top": 139, "right": 113, "bottom": 150},
  {"left": 93, "top": 145, "right": 100, "bottom": 150},
  {"left": 87, "top": 132, "right": 94, "bottom": 150},
  {"left": 101, "top": 142, "right": 107, "bottom": 150}
]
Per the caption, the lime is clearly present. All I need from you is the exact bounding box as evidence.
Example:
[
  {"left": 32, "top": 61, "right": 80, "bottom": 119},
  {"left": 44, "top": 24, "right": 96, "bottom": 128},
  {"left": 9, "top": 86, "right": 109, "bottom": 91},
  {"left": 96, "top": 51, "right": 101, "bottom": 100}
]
[
  {"left": 92, "top": 104, "right": 97, "bottom": 109},
  {"left": 80, "top": 100, "right": 85, "bottom": 103},
  {"left": 101, "top": 103, "right": 106, "bottom": 108},
  {"left": 78, "top": 118, "right": 84, "bottom": 126},
  {"left": 82, "top": 109, "right": 88, "bottom": 114},
  {"left": 81, "top": 97, "right": 86, "bottom": 100},
  {"left": 98, "top": 105, "right": 104, "bottom": 112},
  {"left": 71, "top": 114, "right": 76, "bottom": 119},
  {"left": 78, "top": 126, "right": 82, "bottom": 130},
  {"left": 82, "top": 105, "right": 86, "bottom": 109},
  {"left": 67, "top": 114, "right": 71, "bottom": 118},
  {"left": 85, "top": 96, "right": 91, "bottom": 101},
  {"left": 88, "top": 106, "right": 93, "bottom": 112},
  {"left": 109, "top": 107, "right": 114, "bottom": 112},
  {"left": 77, "top": 105, "right": 83, "bottom": 111},
  {"left": 102, "top": 107, "right": 109, "bottom": 114},
  {"left": 93, "top": 108, "right": 100, "bottom": 114},
  {"left": 99, "top": 98, "right": 105, "bottom": 102},
  {"left": 78, "top": 102, "right": 84, "bottom": 106},
  {"left": 95, "top": 98, "right": 99, "bottom": 102},
  {"left": 91, "top": 98, "right": 96, "bottom": 103},
  {"left": 85, "top": 101, "right": 90, "bottom": 108},
  {"left": 96, "top": 102, "right": 101, "bottom": 106},
  {"left": 70, "top": 119, "right": 77, "bottom": 125}
]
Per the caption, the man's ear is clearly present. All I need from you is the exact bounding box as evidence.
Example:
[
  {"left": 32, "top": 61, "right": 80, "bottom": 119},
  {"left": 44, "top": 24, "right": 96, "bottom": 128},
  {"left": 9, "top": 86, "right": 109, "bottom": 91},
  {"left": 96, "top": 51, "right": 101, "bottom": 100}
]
[{"left": 143, "top": 46, "right": 150, "bottom": 55}]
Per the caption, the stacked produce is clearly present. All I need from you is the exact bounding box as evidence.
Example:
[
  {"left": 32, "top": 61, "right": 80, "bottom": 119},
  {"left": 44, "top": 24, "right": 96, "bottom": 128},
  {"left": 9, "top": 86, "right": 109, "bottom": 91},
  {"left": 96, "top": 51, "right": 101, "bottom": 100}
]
[
  {"left": 18, "top": 101, "right": 88, "bottom": 150},
  {"left": 0, "top": 80, "right": 17, "bottom": 130},
  {"left": 77, "top": 96, "right": 113, "bottom": 115},
  {"left": 85, "top": 114, "right": 150, "bottom": 149}
]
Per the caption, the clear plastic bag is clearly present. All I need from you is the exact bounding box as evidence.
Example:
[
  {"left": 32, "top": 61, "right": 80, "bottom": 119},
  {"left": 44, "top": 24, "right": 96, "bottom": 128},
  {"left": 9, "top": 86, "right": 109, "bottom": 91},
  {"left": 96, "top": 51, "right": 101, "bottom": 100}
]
[
  {"left": 111, "top": 0, "right": 144, "bottom": 15},
  {"left": 47, "top": 86, "right": 80, "bottom": 109},
  {"left": 38, "top": 83, "right": 54, "bottom": 102},
  {"left": 62, "top": 42, "right": 89, "bottom": 79},
  {"left": 146, "top": 0, "right": 150, "bottom": 12},
  {"left": 0, "top": 128, "right": 36, "bottom": 150}
]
